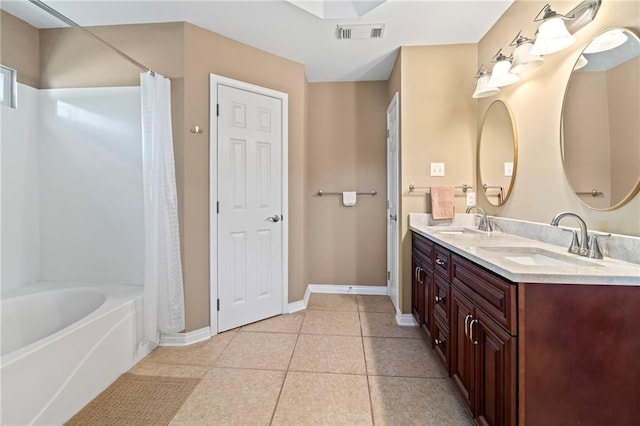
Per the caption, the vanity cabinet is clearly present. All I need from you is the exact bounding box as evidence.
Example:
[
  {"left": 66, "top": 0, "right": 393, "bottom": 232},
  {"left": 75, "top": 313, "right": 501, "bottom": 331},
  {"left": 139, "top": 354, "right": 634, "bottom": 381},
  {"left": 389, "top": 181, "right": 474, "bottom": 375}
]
[
  {"left": 411, "top": 234, "right": 433, "bottom": 340},
  {"left": 411, "top": 229, "right": 640, "bottom": 426}
]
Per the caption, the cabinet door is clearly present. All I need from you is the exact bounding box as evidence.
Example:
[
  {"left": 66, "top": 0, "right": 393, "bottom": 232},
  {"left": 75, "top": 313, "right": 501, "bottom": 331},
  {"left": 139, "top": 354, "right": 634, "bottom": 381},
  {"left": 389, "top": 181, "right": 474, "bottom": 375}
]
[
  {"left": 473, "top": 310, "right": 516, "bottom": 426},
  {"left": 451, "top": 287, "right": 475, "bottom": 413},
  {"left": 411, "top": 254, "right": 422, "bottom": 325},
  {"left": 420, "top": 263, "right": 433, "bottom": 341}
]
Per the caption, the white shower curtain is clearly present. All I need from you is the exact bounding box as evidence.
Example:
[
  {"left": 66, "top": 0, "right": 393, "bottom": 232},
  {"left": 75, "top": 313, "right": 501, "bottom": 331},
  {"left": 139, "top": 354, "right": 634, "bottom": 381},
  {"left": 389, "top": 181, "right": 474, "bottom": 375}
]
[{"left": 140, "top": 71, "right": 185, "bottom": 344}]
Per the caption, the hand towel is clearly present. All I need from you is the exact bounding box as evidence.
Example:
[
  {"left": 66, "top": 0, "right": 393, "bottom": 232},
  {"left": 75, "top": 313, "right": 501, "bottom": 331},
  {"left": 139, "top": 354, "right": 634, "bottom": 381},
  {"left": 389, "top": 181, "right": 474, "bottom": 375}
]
[
  {"left": 342, "top": 191, "right": 357, "bottom": 207},
  {"left": 431, "top": 186, "right": 455, "bottom": 220}
]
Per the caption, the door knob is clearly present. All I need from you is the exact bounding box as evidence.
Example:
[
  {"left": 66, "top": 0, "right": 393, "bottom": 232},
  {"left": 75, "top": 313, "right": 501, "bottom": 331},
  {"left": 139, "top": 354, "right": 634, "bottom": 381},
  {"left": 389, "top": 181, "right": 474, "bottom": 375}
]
[
  {"left": 389, "top": 214, "right": 397, "bottom": 221},
  {"left": 267, "top": 215, "right": 280, "bottom": 223}
]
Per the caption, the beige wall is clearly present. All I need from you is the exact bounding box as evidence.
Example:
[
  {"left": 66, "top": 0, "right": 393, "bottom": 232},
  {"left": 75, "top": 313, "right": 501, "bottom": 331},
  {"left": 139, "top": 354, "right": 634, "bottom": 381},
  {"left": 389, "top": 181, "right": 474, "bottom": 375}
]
[
  {"left": 306, "top": 81, "right": 388, "bottom": 287},
  {"left": 477, "top": 0, "right": 640, "bottom": 234},
  {"left": 607, "top": 56, "right": 640, "bottom": 205},
  {"left": 182, "top": 23, "right": 308, "bottom": 330},
  {"left": 562, "top": 72, "right": 611, "bottom": 209},
  {"left": 398, "top": 44, "right": 478, "bottom": 313},
  {"left": 0, "top": 10, "right": 40, "bottom": 87}
]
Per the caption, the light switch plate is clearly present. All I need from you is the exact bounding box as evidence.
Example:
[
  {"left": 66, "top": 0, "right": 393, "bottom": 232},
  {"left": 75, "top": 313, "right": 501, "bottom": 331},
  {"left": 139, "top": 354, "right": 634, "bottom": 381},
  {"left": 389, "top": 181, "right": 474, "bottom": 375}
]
[
  {"left": 504, "top": 162, "right": 514, "bottom": 177},
  {"left": 430, "top": 162, "right": 445, "bottom": 176},
  {"left": 466, "top": 192, "right": 476, "bottom": 206}
]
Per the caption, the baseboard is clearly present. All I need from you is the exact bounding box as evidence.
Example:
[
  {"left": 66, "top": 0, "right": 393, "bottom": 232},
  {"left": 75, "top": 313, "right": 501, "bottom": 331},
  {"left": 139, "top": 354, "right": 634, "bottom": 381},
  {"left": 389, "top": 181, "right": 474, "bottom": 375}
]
[
  {"left": 286, "top": 284, "right": 388, "bottom": 313},
  {"left": 159, "top": 326, "right": 211, "bottom": 347},
  {"left": 396, "top": 313, "right": 418, "bottom": 327},
  {"left": 307, "top": 284, "right": 388, "bottom": 295}
]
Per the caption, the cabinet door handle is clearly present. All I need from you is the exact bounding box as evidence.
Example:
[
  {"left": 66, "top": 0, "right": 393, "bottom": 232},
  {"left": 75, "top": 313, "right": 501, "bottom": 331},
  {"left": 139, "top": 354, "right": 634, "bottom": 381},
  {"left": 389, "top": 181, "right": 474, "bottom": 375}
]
[
  {"left": 435, "top": 338, "right": 444, "bottom": 346},
  {"left": 435, "top": 295, "right": 444, "bottom": 304},
  {"left": 436, "top": 258, "right": 446, "bottom": 266},
  {"left": 414, "top": 266, "right": 420, "bottom": 283},
  {"left": 464, "top": 314, "right": 472, "bottom": 338},
  {"left": 470, "top": 319, "right": 479, "bottom": 345}
]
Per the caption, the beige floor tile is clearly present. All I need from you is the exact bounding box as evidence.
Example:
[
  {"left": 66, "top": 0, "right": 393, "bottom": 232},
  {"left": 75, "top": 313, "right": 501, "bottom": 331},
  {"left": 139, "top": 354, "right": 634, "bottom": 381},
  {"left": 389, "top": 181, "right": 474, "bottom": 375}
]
[
  {"left": 364, "top": 337, "right": 447, "bottom": 378},
  {"left": 289, "top": 334, "right": 366, "bottom": 375},
  {"left": 300, "top": 310, "right": 361, "bottom": 336},
  {"left": 143, "top": 330, "right": 237, "bottom": 366},
  {"left": 214, "top": 331, "right": 297, "bottom": 370},
  {"left": 170, "top": 368, "right": 285, "bottom": 425},
  {"left": 129, "top": 360, "right": 209, "bottom": 379},
  {"left": 357, "top": 295, "right": 396, "bottom": 313},
  {"left": 369, "top": 376, "right": 473, "bottom": 425},
  {"left": 272, "top": 371, "right": 373, "bottom": 425},
  {"left": 241, "top": 311, "right": 305, "bottom": 334},
  {"left": 360, "top": 312, "right": 423, "bottom": 339},
  {"left": 307, "top": 293, "right": 358, "bottom": 311}
]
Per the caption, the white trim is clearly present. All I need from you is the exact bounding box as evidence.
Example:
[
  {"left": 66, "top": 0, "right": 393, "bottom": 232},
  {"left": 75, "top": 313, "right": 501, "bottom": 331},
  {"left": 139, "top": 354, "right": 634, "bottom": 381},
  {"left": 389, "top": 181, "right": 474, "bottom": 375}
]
[
  {"left": 209, "top": 74, "right": 289, "bottom": 336},
  {"left": 307, "top": 284, "right": 387, "bottom": 295},
  {"left": 386, "top": 92, "right": 400, "bottom": 313},
  {"left": 287, "top": 299, "right": 306, "bottom": 313},
  {"left": 159, "top": 327, "right": 212, "bottom": 347},
  {"left": 396, "top": 314, "right": 418, "bottom": 327}
]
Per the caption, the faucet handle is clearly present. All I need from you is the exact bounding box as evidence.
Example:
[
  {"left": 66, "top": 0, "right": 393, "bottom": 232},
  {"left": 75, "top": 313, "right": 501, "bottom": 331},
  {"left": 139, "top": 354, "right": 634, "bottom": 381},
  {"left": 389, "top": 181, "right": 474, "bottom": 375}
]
[
  {"left": 561, "top": 228, "right": 580, "bottom": 254},
  {"left": 587, "top": 234, "right": 611, "bottom": 259}
]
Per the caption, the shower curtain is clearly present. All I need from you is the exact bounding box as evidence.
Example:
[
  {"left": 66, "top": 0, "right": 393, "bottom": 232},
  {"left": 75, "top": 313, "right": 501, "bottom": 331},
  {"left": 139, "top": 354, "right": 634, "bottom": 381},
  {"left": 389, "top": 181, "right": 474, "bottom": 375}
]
[{"left": 140, "top": 72, "right": 185, "bottom": 344}]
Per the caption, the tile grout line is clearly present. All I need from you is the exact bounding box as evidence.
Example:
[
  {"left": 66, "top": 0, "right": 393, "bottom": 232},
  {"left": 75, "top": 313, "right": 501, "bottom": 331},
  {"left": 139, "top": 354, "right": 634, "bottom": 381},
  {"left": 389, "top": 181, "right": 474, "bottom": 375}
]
[
  {"left": 358, "top": 303, "right": 377, "bottom": 426},
  {"left": 267, "top": 317, "right": 304, "bottom": 425}
]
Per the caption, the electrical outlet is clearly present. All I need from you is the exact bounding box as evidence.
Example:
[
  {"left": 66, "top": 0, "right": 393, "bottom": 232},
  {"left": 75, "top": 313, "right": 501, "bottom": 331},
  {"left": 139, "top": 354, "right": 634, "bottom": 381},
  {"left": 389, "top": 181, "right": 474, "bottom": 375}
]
[
  {"left": 504, "top": 162, "right": 514, "bottom": 177},
  {"left": 430, "top": 162, "right": 445, "bottom": 177}
]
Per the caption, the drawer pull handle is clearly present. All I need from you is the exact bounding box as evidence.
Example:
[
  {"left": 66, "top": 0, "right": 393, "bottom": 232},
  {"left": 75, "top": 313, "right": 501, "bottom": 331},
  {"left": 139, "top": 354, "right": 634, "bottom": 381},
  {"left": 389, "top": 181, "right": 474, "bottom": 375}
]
[
  {"left": 464, "top": 314, "right": 472, "bottom": 338},
  {"left": 470, "top": 319, "right": 479, "bottom": 345},
  {"left": 436, "top": 258, "right": 446, "bottom": 266}
]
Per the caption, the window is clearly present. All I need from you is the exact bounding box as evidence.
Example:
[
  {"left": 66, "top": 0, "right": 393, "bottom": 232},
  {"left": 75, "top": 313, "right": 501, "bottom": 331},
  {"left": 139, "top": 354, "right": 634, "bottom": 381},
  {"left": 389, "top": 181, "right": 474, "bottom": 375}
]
[{"left": 1, "top": 65, "right": 17, "bottom": 109}]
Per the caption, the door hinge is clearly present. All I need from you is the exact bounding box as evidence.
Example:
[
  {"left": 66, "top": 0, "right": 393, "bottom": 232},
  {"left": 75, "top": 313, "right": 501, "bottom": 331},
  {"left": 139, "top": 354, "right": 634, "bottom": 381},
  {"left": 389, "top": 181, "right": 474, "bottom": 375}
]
[
  {"left": 387, "top": 271, "right": 391, "bottom": 280},
  {"left": 217, "top": 299, "right": 220, "bottom": 311},
  {"left": 216, "top": 201, "right": 219, "bottom": 214},
  {"left": 216, "top": 104, "right": 220, "bottom": 117}
]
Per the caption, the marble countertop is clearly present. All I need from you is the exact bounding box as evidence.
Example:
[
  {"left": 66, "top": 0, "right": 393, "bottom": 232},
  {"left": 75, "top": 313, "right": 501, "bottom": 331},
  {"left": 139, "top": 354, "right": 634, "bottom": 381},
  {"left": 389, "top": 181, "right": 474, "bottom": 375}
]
[{"left": 410, "top": 217, "right": 640, "bottom": 286}]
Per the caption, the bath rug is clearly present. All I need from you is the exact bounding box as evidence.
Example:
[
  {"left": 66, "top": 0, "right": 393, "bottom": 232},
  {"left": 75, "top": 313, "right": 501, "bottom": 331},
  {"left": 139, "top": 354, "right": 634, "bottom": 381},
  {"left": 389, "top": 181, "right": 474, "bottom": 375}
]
[{"left": 65, "top": 373, "right": 200, "bottom": 426}]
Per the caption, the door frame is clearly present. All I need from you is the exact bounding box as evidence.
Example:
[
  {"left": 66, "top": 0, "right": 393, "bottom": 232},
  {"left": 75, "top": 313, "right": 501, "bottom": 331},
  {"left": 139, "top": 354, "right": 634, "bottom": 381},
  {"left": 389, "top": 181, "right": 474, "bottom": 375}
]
[
  {"left": 209, "top": 74, "right": 289, "bottom": 335},
  {"left": 386, "top": 92, "right": 400, "bottom": 312}
]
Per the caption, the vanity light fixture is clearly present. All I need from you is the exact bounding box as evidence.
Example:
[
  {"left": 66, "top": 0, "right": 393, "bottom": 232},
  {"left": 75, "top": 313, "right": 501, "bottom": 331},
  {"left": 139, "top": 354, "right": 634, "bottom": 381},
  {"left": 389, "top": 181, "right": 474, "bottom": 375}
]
[
  {"left": 510, "top": 31, "right": 544, "bottom": 74},
  {"left": 583, "top": 29, "right": 628, "bottom": 53},
  {"left": 472, "top": 66, "right": 500, "bottom": 99},
  {"left": 530, "top": 4, "right": 575, "bottom": 55},
  {"left": 489, "top": 49, "right": 519, "bottom": 88}
]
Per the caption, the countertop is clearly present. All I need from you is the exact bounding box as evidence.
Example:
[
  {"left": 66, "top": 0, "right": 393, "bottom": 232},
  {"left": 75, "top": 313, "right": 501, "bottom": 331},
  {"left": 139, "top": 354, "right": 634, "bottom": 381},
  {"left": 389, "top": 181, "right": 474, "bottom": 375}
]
[{"left": 410, "top": 221, "right": 640, "bottom": 286}]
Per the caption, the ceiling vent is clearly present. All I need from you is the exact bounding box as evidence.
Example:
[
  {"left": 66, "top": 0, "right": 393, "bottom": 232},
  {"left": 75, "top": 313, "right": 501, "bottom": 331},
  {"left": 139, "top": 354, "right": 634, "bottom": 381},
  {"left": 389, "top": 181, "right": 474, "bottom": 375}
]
[{"left": 336, "top": 23, "right": 385, "bottom": 40}]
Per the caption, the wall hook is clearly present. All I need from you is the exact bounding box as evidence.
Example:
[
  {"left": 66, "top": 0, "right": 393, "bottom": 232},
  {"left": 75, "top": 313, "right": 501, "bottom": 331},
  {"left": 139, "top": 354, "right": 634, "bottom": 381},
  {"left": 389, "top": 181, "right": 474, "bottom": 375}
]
[{"left": 190, "top": 126, "right": 203, "bottom": 134}]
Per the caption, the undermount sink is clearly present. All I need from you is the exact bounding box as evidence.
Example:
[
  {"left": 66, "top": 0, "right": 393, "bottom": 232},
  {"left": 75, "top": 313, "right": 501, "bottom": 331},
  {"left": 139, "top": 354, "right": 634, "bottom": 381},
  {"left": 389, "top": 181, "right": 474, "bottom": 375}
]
[
  {"left": 435, "top": 227, "right": 485, "bottom": 235},
  {"left": 478, "top": 246, "right": 602, "bottom": 268}
]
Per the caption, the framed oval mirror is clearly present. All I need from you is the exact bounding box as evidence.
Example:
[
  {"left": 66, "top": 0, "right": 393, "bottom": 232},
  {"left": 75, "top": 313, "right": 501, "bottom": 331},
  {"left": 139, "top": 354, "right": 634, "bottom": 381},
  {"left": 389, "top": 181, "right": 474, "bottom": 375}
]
[
  {"left": 478, "top": 100, "right": 518, "bottom": 206},
  {"left": 561, "top": 28, "right": 640, "bottom": 210}
]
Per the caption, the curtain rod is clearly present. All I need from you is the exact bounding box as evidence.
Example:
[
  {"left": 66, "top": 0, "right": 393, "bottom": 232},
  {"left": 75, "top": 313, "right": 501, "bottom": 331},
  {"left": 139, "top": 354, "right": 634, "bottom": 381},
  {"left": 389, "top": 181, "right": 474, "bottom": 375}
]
[{"left": 28, "top": 0, "right": 154, "bottom": 75}]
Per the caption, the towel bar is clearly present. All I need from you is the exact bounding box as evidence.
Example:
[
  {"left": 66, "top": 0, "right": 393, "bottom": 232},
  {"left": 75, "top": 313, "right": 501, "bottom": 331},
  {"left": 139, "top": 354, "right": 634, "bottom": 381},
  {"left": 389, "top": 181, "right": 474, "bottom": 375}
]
[{"left": 316, "top": 190, "right": 377, "bottom": 196}]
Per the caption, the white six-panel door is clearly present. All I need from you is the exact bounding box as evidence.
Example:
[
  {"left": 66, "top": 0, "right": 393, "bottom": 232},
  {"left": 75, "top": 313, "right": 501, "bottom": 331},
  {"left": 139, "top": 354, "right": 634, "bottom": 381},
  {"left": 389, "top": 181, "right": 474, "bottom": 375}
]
[{"left": 216, "top": 84, "right": 283, "bottom": 332}]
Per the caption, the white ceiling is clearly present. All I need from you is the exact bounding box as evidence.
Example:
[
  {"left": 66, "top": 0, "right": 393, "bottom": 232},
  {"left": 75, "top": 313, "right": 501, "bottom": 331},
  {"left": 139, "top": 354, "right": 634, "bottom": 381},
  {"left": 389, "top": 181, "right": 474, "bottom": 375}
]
[{"left": 2, "top": 0, "right": 514, "bottom": 82}]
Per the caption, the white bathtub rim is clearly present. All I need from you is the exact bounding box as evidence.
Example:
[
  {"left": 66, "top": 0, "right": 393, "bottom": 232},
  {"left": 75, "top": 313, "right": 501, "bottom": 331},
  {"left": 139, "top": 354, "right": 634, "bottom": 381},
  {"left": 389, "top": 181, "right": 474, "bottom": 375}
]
[{"left": 0, "top": 281, "right": 143, "bottom": 368}]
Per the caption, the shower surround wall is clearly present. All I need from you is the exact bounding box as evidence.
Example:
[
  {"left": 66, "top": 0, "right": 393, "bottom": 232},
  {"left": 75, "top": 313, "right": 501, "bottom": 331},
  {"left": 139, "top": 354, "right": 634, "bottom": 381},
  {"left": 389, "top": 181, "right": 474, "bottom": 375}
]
[{"left": 0, "top": 84, "right": 144, "bottom": 292}]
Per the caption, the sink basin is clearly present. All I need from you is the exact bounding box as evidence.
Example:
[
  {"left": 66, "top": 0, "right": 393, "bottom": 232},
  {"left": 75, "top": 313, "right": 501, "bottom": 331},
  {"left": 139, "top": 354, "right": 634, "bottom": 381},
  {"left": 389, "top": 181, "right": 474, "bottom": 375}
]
[
  {"left": 435, "top": 227, "right": 485, "bottom": 235},
  {"left": 477, "top": 246, "right": 602, "bottom": 268}
]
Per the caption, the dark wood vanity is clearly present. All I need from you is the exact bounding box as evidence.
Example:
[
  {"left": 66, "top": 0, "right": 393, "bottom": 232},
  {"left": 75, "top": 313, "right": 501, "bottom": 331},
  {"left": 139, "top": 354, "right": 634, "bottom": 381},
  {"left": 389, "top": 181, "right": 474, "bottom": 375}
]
[{"left": 412, "top": 231, "right": 640, "bottom": 426}]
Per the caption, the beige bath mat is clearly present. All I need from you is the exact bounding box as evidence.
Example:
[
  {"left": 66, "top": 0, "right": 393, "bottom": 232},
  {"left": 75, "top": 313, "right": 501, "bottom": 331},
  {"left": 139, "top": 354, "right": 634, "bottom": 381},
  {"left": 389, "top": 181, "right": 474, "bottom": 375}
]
[{"left": 65, "top": 373, "right": 200, "bottom": 426}]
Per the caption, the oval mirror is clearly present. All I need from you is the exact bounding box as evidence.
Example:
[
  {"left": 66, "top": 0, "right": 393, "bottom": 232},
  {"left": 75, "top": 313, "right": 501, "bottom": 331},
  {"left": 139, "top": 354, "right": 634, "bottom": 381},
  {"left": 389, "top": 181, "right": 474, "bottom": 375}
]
[
  {"left": 561, "top": 28, "right": 640, "bottom": 210},
  {"left": 478, "top": 100, "right": 518, "bottom": 206}
]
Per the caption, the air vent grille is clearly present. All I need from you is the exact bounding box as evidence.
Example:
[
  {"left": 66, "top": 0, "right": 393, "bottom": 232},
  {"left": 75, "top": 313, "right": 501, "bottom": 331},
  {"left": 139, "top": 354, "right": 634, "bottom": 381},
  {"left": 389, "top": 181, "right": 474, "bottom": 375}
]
[{"left": 336, "top": 23, "right": 385, "bottom": 40}]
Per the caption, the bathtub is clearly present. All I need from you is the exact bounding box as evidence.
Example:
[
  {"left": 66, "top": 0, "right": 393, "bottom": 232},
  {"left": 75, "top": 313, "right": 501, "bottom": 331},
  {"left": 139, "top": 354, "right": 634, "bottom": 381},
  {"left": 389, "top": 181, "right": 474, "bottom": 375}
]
[{"left": 1, "top": 282, "right": 149, "bottom": 425}]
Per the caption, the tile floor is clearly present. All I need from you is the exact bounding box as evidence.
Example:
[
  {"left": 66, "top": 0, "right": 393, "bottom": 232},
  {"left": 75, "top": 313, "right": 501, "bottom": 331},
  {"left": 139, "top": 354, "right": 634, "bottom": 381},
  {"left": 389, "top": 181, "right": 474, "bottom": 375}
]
[{"left": 126, "top": 294, "right": 473, "bottom": 425}]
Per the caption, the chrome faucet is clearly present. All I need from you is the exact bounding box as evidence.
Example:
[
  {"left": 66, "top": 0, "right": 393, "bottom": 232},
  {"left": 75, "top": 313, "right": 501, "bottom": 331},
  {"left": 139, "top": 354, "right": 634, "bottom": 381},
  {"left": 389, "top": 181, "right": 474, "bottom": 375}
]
[
  {"left": 465, "top": 205, "right": 492, "bottom": 232},
  {"left": 550, "top": 212, "right": 589, "bottom": 256}
]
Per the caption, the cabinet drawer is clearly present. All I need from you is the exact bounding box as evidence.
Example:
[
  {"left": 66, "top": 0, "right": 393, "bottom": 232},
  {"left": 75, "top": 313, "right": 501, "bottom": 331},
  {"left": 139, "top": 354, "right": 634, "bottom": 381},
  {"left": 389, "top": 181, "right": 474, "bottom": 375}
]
[
  {"left": 433, "top": 273, "right": 450, "bottom": 325},
  {"left": 434, "top": 246, "right": 452, "bottom": 281},
  {"left": 413, "top": 232, "right": 433, "bottom": 263},
  {"left": 452, "top": 253, "right": 516, "bottom": 335}
]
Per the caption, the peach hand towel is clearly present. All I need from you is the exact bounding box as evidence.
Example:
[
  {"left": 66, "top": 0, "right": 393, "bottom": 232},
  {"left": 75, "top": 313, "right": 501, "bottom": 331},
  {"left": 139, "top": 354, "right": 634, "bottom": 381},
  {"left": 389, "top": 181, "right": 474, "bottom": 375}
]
[{"left": 431, "top": 186, "right": 455, "bottom": 220}]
